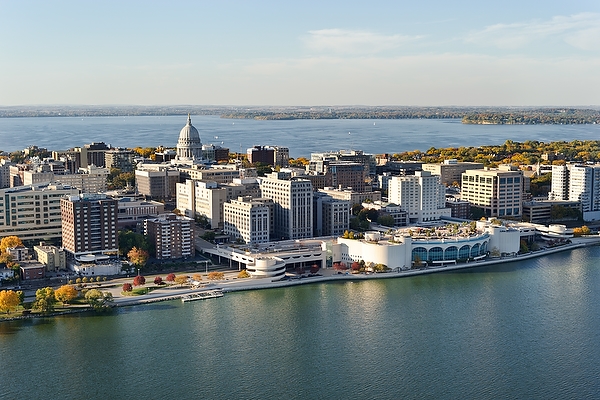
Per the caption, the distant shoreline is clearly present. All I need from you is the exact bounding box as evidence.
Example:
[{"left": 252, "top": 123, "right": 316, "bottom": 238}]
[{"left": 1, "top": 106, "right": 599, "bottom": 125}]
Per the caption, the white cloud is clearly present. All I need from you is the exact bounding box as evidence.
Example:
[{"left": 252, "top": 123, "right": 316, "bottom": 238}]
[
  {"left": 466, "top": 12, "right": 600, "bottom": 51},
  {"left": 304, "top": 29, "right": 423, "bottom": 55}
]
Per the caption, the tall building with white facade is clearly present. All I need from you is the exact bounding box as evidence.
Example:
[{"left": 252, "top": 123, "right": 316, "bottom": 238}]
[
  {"left": 0, "top": 183, "right": 79, "bottom": 242},
  {"left": 461, "top": 166, "right": 523, "bottom": 218},
  {"left": 60, "top": 194, "right": 118, "bottom": 257},
  {"left": 223, "top": 196, "right": 271, "bottom": 244},
  {"left": 388, "top": 171, "right": 450, "bottom": 223},
  {"left": 260, "top": 172, "right": 313, "bottom": 240},
  {"left": 548, "top": 164, "right": 570, "bottom": 201},
  {"left": 313, "top": 192, "right": 350, "bottom": 237},
  {"left": 176, "top": 114, "right": 203, "bottom": 162},
  {"left": 568, "top": 164, "right": 600, "bottom": 220}
]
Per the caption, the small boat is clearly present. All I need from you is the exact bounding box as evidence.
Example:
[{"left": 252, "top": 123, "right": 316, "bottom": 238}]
[{"left": 181, "top": 289, "right": 224, "bottom": 302}]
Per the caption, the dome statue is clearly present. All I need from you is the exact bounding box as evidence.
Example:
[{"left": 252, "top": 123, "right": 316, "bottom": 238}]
[{"left": 176, "top": 114, "right": 203, "bottom": 161}]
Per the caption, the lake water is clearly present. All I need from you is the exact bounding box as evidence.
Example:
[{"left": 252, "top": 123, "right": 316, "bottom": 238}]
[
  {"left": 1, "top": 246, "right": 600, "bottom": 399},
  {"left": 1, "top": 115, "right": 599, "bottom": 158},
  {"left": 1, "top": 116, "right": 600, "bottom": 399}
]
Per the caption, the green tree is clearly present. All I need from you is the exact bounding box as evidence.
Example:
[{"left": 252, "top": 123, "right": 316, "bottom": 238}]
[
  {"left": 33, "top": 287, "right": 56, "bottom": 313},
  {"left": 118, "top": 230, "right": 152, "bottom": 257},
  {"left": 85, "top": 289, "right": 112, "bottom": 311},
  {"left": 377, "top": 214, "right": 395, "bottom": 227}
]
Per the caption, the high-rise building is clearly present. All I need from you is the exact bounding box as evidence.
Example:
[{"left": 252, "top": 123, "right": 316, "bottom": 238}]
[
  {"left": 135, "top": 164, "right": 180, "bottom": 200},
  {"left": 548, "top": 165, "right": 569, "bottom": 201},
  {"left": 0, "top": 183, "right": 79, "bottom": 242},
  {"left": 259, "top": 172, "right": 313, "bottom": 240},
  {"left": 388, "top": 171, "right": 450, "bottom": 223},
  {"left": 223, "top": 196, "right": 271, "bottom": 244},
  {"left": 60, "top": 194, "right": 118, "bottom": 257},
  {"left": 0, "top": 159, "right": 14, "bottom": 189},
  {"left": 105, "top": 148, "right": 136, "bottom": 172},
  {"left": 461, "top": 166, "right": 523, "bottom": 218},
  {"left": 176, "top": 114, "right": 203, "bottom": 162},
  {"left": 313, "top": 192, "right": 349, "bottom": 237},
  {"left": 83, "top": 142, "right": 110, "bottom": 168},
  {"left": 144, "top": 213, "right": 195, "bottom": 260},
  {"left": 326, "top": 162, "right": 366, "bottom": 192},
  {"left": 568, "top": 164, "right": 600, "bottom": 220}
]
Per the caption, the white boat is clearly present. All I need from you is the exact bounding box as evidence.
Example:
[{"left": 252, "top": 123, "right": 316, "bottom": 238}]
[{"left": 181, "top": 289, "right": 224, "bottom": 302}]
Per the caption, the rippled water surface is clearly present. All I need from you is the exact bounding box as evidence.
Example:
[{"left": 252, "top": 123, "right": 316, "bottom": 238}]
[{"left": 2, "top": 247, "right": 600, "bottom": 399}]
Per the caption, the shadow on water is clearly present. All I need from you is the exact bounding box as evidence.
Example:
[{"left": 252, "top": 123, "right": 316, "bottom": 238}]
[{"left": 117, "top": 302, "right": 179, "bottom": 314}]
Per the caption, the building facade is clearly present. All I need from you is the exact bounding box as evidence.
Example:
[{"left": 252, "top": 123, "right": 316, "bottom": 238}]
[
  {"left": 422, "top": 160, "right": 485, "bottom": 187},
  {"left": 223, "top": 196, "right": 271, "bottom": 244},
  {"left": 461, "top": 166, "right": 523, "bottom": 218},
  {"left": 60, "top": 194, "right": 118, "bottom": 257},
  {"left": 0, "top": 183, "right": 79, "bottom": 242},
  {"left": 144, "top": 213, "right": 195, "bottom": 260},
  {"left": 388, "top": 171, "right": 450, "bottom": 223},
  {"left": 260, "top": 172, "right": 313, "bottom": 240}
]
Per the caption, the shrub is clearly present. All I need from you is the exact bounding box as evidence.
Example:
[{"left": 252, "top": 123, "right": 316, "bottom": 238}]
[
  {"left": 133, "top": 275, "right": 146, "bottom": 286},
  {"left": 154, "top": 276, "right": 163, "bottom": 285},
  {"left": 166, "top": 273, "right": 176, "bottom": 282},
  {"left": 122, "top": 283, "right": 133, "bottom": 292}
]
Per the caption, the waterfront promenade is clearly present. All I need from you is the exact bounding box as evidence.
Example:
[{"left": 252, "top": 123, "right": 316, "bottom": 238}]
[{"left": 106, "top": 236, "right": 600, "bottom": 307}]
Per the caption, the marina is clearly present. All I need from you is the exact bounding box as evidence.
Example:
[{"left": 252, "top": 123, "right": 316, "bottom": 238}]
[{"left": 181, "top": 289, "right": 224, "bottom": 302}]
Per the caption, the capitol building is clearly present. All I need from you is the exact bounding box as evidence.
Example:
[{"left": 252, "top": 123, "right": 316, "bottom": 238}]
[{"left": 176, "top": 114, "right": 203, "bottom": 163}]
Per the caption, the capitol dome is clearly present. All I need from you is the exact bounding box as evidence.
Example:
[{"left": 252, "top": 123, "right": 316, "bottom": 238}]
[{"left": 176, "top": 114, "right": 203, "bottom": 161}]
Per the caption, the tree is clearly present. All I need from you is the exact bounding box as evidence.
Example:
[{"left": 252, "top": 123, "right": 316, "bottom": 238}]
[
  {"left": 0, "top": 252, "right": 16, "bottom": 269},
  {"left": 85, "top": 289, "right": 112, "bottom": 311},
  {"left": 207, "top": 271, "right": 225, "bottom": 280},
  {"left": 133, "top": 275, "right": 146, "bottom": 286},
  {"left": 237, "top": 269, "right": 251, "bottom": 278},
  {"left": 175, "top": 275, "right": 189, "bottom": 286},
  {"left": 55, "top": 285, "right": 78, "bottom": 305},
  {"left": 166, "top": 273, "right": 176, "bottom": 282},
  {"left": 309, "top": 264, "right": 320, "bottom": 274},
  {"left": 351, "top": 261, "right": 361, "bottom": 272},
  {"left": 85, "top": 289, "right": 103, "bottom": 308},
  {"left": 0, "top": 290, "right": 20, "bottom": 314},
  {"left": 33, "top": 287, "right": 56, "bottom": 313},
  {"left": 118, "top": 230, "right": 152, "bottom": 257},
  {"left": 0, "top": 236, "right": 23, "bottom": 254},
  {"left": 154, "top": 276, "right": 164, "bottom": 285},
  {"left": 377, "top": 214, "right": 395, "bottom": 227},
  {"left": 201, "top": 231, "right": 216, "bottom": 242},
  {"left": 128, "top": 247, "right": 149, "bottom": 271},
  {"left": 122, "top": 283, "right": 133, "bottom": 292},
  {"left": 192, "top": 274, "right": 203, "bottom": 282}
]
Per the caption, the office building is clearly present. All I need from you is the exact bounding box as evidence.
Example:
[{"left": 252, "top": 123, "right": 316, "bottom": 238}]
[
  {"left": 259, "top": 172, "right": 313, "bottom": 240},
  {"left": 388, "top": 171, "right": 451, "bottom": 223},
  {"left": 422, "top": 160, "right": 485, "bottom": 187},
  {"left": 0, "top": 183, "right": 79, "bottom": 242},
  {"left": 223, "top": 196, "right": 271, "bottom": 244},
  {"left": 60, "top": 194, "right": 118, "bottom": 257},
  {"left": 461, "top": 166, "right": 523, "bottom": 218}
]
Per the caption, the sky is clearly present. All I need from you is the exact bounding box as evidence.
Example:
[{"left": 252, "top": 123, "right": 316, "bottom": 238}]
[{"left": 1, "top": 0, "right": 599, "bottom": 107}]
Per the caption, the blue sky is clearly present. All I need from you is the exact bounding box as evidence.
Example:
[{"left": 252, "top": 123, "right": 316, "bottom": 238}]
[{"left": 1, "top": 0, "right": 599, "bottom": 106}]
